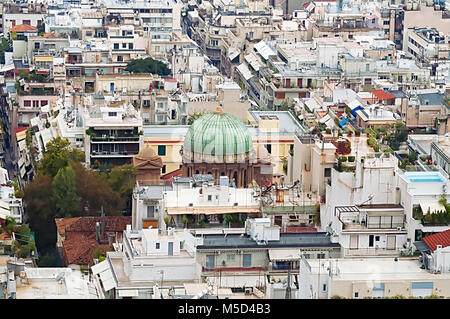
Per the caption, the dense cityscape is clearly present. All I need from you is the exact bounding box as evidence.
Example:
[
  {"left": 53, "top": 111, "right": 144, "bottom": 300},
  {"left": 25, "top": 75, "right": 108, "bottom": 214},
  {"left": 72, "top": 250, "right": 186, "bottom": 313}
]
[{"left": 0, "top": 0, "right": 449, "bottom": 302}]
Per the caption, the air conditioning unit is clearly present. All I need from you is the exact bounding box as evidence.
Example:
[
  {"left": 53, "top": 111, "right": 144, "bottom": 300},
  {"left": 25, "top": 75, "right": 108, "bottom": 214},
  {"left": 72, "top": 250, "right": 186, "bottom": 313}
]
[
  {"left": 436, "top": 245, "right": 442, "bottom": 249},
  {"left": 233, "top": 203, "right": 238, "bottom": 206},
  {"left": 245, "top": 288, "right": 253, "bottom": 295},
  {"left": 397, "top": 227, "right": 402, "bottom": 231},
  {"left": 188, "top": 203, "right": 193, "bottom": 207}
]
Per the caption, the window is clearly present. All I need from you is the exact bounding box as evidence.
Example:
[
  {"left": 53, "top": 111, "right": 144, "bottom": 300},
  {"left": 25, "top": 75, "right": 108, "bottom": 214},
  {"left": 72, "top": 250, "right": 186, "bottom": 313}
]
[
  {"left": 155, "top": 242, "right": 160, "bottom": 249},
  {"left": 22, "top": 20, "right": 31, "bottom": 25},
  {"left": 122, "top": 43, "right": 127, "bottom": 48},
  {"left": 324, "top": 168, "right": 331, "bottom": 177},
  {"left": 23, "top": 100, "right": 31, "bottom": 107},
  {"left": 322, "top": 284, "right": 327, "bottom": 292},
  {"left": 265, "top": 144, "right": 272, "bottom": 154},
  {"left": 227, "top": 254, "right": 235, "bottom": 261},
  {"left": 366, "top": 64, "right": 370, "bottom": 72},
  {"left": 317, "top": 253, "right": 325, "bottom": 259},
  {"left": 243, "top": 254, "right": 252, "bottom": 268},
  {"left": 117, "top": 55, "right": 123, "bottom": 62},
  {"left": 383, "top": 20, "right": 390, "bottom": 25},
  {"left": 354, "top": 292, "right": 359, "bottom": 298},
  {"left": 158, "top": 145, "right": 166, "bottom": 156},
  {"left": 129, "top": 43, "right": 133, "bottom": 50},
  {"left": 375, "top": 236, "right": 380, "bottom": 241},
  {"left": 147, "top": 206, "right": 155, "bottom": 218},
  {"left": 207, "top": 195, "right": 212, "bottom": 201},
  {"left": 34, "top": 42, "right": 40, "bottom": 50},
  {"left": 162, "top": 165, "right": 166, "bottom": 174},
  {"left": 108, "top": 112, "right": 117, "bottom": 117},
  {"left": 114, "top": 43, "right": 119, "bottom": 49}
]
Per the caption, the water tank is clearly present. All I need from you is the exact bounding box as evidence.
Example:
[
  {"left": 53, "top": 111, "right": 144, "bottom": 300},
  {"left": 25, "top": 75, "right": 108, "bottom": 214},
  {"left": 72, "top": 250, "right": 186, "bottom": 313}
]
[{"left": 219, "top": 175, "right": 229, "bottom": 187}]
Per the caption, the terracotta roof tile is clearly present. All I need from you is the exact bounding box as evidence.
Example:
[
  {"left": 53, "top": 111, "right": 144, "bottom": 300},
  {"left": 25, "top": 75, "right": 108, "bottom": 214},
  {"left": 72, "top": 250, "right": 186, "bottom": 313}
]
[
  {"left": 55, "top": 216, "right": 131, "bottom": 266},
  {"left": 423, "top": 229, "right": 450, "bottom": 251},
  {"left": 10, "top": 24, "right": 38, "bottom": 32},
  {"left": 371, "top": 90, "right": 396, "bottom": 101}
]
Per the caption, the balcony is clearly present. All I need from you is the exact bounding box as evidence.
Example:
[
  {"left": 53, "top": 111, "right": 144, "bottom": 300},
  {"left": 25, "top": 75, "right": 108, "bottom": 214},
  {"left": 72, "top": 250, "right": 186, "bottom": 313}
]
[
  {"left": 344, "top": 248, "right": 400, "bottom": 257},
  {"left": 91, "top": 151, "right": 138, "bottom": 157},
  {"left": 90, "top": 136, "right": 140, "bottom": 142},
  {"left": 202, "top": 266, "right": 266, "bottom": 273}
]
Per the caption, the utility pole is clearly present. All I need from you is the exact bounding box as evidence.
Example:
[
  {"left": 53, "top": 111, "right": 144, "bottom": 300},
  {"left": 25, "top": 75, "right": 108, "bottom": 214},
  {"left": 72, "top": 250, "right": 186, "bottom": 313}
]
[{"left": 285, "top": 265, "right": 291, "bottom": 299}]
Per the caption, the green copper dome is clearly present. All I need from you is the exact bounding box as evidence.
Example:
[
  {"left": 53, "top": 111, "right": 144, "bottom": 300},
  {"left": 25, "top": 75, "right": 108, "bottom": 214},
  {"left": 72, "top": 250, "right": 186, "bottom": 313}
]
[{"left": 183, "top": 108, "right": 253, "bottom": 158}]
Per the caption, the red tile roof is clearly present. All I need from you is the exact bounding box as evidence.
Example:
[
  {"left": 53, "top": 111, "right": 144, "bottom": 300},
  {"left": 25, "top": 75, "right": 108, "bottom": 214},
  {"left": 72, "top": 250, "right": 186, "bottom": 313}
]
[
  {"left": 43, "top": 33, "right": 57, "bottom": 38},
  {"left": 371, "top": 90, "right": 396, "bottom": 101},
  {"left": 55, "top": 216, "right": 131, "bottom": 266},
  {"left": 161, "top": 168, "right": 183, "bottom": 180},
  {"left": 10, "top": 24, "right": 38, "bottom": 33},
  {"left": 14, "top": 126, "right": 28, "bottom": 134},
  {"left": 423, "top": 229, "right": 450, "bottom": 251}
]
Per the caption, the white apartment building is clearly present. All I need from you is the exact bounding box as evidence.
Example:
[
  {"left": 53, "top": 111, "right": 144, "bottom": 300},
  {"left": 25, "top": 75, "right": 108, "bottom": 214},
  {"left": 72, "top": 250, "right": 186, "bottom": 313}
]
[
  {"left": 162, "top": 175, "right": 260, "bottom": 228},
  {"left": 91, "top": 226, "right": 201, "bottom": 299},
  {"left": 396, "top": 169, "right": 450, "bottom": 243},
  {"left": 299, "top": 257, "right": 450, "bottom": 299},
  {"left": 82, "top": 95, "right": 143, "bottom": 167}
]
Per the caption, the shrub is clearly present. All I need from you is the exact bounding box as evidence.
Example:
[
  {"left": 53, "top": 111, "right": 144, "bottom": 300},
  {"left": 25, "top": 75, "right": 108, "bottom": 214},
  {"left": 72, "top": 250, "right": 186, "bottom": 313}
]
[
  {"left": 339, "top": 156, "right": 348, "bottom": 162},
  {"left": 348, "top": 156, "right": 355, "bottom": 162}
]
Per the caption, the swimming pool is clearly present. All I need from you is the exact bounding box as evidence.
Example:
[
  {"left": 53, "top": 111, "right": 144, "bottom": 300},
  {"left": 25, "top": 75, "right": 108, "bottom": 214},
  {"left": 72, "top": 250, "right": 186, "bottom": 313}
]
[{"left": 403, "top": 172, "right": 446, "bottom": 183}]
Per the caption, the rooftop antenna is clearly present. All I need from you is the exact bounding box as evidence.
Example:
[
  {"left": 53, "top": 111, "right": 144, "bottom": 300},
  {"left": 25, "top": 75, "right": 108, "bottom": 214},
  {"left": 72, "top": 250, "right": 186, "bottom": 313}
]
[{"left": 100, "top": 206, "right": 105, "bottom": 240}]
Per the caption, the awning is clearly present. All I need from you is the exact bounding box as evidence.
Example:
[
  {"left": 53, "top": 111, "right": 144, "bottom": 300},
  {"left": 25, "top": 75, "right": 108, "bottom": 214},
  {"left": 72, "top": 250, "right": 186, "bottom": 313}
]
[
  {"left": 118, "top": 289, "right": 139, "bottom": 297},
  {"left": 269, "top": 249, "right": 301, "bottom": 261},
  {"left": 92, "top": 260, "right": 117, "bottom": 292},
  {"left": 253, "top": 41, "right": 276, "bottom": 60},
  {"left": 206, "top": 275, "right": 266, "bottom": 288},
  {"left": 237, "top": 63, "right": 253, "bottom": 81},
  {"left": 420, "top": 202, "right": 446, "bottom": 214},
  {"left": 166, "top": 206, "right": 260, "bottom": 215},
  {"left": 244, "top": 53, "right": 262, "bottom": 72},
  {"left": 229, "top": 48, "right": 240, "bottom": 61},
  {"left": 0, "top": 64, "right": 15, "bottom": 73},
  {"left": 35, "top": 56, "right": 53, "bottom": 63}
]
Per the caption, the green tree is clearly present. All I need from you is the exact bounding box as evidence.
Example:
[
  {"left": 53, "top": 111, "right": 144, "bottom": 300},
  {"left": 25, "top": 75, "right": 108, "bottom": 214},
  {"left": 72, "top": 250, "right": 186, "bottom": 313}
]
[
  {"left": 0, "top": 38, "right": 12, "bottom": 65},
  {"left": 39, "top": 137, "right": 84, "bottom": 177},
  {"left": 5, "top": 217, "right": 16, "bottom": 235},
  {"left": 24, "top": 174, "right": 56, "bottom": 253},
  {"left": 52, "top": 165, "right": 81, "bottom": 217},
  {"left": 104, "top": 164, "right": 136, "bottom": 215},
  {"left": 125, "top": 57, "right": 171, "bottom": 76}
]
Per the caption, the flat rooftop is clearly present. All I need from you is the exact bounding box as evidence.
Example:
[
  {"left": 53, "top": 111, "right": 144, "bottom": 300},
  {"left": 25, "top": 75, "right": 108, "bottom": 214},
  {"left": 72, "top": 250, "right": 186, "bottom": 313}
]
[
  {"left": 306, "top": 257, "right": 450, "bottom": 281},
  {"left": 196, "top": 233, "right": 341, "bottom": 250},
  {"left": 15, "top": 268, "right": 98, "bottom": 299},
  {"left": 249, "top": 111, "right": 306, "bottom": 134}
]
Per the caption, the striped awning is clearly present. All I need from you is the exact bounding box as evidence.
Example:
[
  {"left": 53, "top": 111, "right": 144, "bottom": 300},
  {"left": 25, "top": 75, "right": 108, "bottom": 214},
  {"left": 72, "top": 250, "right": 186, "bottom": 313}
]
[
  {"left": 269, "top": 249, "right": 300, "bottom": 261},
  {"left": 166, "top": 206, "right": 260, "bottom": 215},
  {"left": 91, "top": 260, "right": 117, "bottom": 292}
]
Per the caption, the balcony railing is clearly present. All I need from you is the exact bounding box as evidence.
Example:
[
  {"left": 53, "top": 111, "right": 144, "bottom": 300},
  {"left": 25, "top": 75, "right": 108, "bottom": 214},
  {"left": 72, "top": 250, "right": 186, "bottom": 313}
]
[
  {"left": 91, "top": 151, "right": 138, "bottom": 156},
  {"left": 90, "top": 136, "right": 140, "bottom": 142}
]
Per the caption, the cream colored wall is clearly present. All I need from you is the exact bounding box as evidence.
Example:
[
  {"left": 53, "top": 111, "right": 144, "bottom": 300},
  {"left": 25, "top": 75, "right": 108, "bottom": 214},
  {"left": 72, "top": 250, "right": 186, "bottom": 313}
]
[
  {"left": 197, "top": 250, "right": 267, "bottom": 269},
  {"left": 330, "top": 279, "right": 450, "bottom": 298}
]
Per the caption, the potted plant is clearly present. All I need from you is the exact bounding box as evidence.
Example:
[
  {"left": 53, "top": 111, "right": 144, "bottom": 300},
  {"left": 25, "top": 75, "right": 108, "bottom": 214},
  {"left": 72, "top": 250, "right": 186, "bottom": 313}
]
[
  {"left": 181, "top": 217, "right": 188, "bottom": 228},
  {"left": 225, "top": 214, "right": 233, "bottom": 228},
  {"left": 355, "top": 129, "right": 360, "bottom": 137}
]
